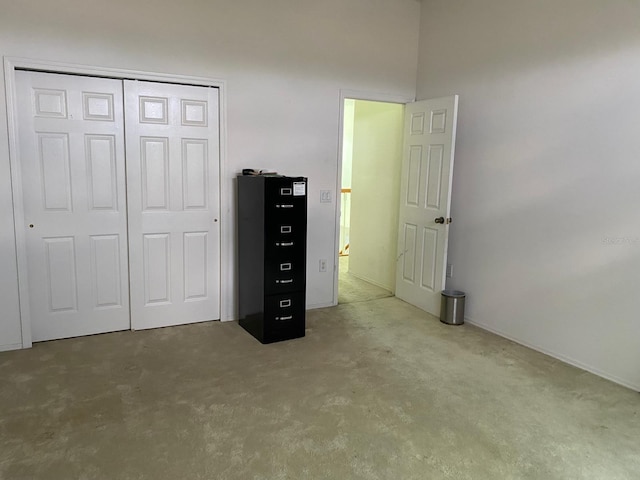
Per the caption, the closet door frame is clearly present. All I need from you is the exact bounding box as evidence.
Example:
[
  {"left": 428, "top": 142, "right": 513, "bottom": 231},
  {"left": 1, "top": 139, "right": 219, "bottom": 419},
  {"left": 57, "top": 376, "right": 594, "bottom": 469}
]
[{"left": 4, "top": 57, "right": 230, "bottom": 349}]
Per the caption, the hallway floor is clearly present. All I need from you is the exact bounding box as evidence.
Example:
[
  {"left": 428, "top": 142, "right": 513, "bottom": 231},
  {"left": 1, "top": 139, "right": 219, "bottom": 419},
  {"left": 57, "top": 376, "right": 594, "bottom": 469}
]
[
  {"left": 1, "top": 298, "right": 639, "bottom": 479},
  {"left": 338, "top": 255, "right": 392, "bottom": 304}
]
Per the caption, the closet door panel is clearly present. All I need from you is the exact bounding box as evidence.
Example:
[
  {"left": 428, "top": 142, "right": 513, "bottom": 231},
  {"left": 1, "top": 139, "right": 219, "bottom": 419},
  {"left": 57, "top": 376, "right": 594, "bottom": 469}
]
[
  {"left": 125, "top": 80, "right": 221, "bottom": 330},
  {"left": 16, "top": 71, "right": 129, "bottom": 341}
]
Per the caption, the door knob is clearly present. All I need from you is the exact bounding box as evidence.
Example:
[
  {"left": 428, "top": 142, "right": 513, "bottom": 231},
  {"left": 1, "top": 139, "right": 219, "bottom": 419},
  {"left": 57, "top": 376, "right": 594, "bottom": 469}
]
[{"left": 435, "top": 217, "right": 445, "bottom": 224}]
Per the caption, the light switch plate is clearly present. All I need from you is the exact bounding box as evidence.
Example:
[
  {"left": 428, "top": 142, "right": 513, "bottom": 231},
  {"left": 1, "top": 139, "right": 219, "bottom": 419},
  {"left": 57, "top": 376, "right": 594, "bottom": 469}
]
[{"left": 320, "top": 190, "right": 332, "bottom": 203}]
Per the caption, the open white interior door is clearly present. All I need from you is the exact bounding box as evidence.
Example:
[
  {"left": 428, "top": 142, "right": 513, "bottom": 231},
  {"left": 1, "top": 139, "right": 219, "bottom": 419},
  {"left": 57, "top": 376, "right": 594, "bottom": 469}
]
[{"left": 395, "top": 95, "right": 459, "bottom": 317}]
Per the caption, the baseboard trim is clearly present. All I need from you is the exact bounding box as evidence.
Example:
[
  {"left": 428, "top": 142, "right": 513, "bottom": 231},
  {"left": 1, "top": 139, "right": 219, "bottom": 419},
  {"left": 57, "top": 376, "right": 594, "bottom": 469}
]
[
  {"left": 0, "top": 343, "right": 23, "bottom": 352},
  {"left": 465, "top": 316, "right": 640, "bottom": 393}
]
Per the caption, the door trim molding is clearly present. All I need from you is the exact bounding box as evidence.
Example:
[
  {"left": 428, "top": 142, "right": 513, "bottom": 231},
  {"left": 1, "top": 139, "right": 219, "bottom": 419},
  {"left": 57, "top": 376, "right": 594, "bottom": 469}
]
[
  {"left": 3, "top": 56, "right": 230, "bottom": 348},
  {"left": 332, "top": 89, "right": 414, "bottom": 307}
]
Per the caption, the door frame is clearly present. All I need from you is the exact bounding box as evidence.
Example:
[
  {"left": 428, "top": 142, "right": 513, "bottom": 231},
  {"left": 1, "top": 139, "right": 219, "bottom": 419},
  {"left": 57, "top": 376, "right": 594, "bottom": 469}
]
[
  {"left": 332, "top": 89, "right": 413, "bottom": 306},
  {"left": 4, "top": 56, "right": 230, "bottom": 348}
]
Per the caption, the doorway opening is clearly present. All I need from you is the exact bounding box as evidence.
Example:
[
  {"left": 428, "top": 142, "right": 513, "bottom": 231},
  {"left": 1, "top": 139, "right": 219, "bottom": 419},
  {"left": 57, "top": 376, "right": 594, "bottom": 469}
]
[{"left": 338, "top": 99, "right": 404, "bottom": 304}]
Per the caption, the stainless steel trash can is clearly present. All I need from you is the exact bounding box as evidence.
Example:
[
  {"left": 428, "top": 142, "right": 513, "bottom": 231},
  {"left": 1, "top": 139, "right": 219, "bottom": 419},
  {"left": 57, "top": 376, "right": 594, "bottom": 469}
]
[{"left": 440, "top": 290, "right": 465, "bottom": 325}]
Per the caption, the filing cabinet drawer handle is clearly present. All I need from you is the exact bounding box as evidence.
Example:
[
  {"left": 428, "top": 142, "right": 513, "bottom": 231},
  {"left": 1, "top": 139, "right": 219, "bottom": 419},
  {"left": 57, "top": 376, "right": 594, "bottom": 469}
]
[
  {"left": 280, "top": 299, "right": 292, "bottom": 308},
  {"left": 276, "top": 242, "right": 294, "bottom": 247},
  {"left": 276, "top": 315, "right": 293, "bottom": 321},
  {"left": 276, "top": 279, "right": 293, "bottom": 284},
  {"left": 280, "top": 188, "right": 292, "bottom": 195},
  {"left": 276, "top": 204, "right": 294, "bottom": 208},
  {"left": 280, "top": 263, "right": 292, "bottom": 271},
  {"left": 281, "top": 226, "right": 292, "bottom": 234}
]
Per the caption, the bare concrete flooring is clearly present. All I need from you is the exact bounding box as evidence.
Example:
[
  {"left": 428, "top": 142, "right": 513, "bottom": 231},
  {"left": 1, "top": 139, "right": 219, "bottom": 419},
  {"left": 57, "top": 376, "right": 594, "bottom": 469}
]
[{"left": 1, "top": 297, "right": 639, "bottom": 480}]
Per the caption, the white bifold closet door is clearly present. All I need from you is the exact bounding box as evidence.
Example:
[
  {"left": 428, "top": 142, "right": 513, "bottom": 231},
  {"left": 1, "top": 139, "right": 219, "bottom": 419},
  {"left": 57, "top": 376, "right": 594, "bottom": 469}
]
[
  {"left": 15, "top": 71, "right": 221, "bottom": 342},
  {"left": 16, "top": 71, "right": 130, "bottom": 341},
  {"left": 124, "top": 80, "right": 221, "bottom": 331}
]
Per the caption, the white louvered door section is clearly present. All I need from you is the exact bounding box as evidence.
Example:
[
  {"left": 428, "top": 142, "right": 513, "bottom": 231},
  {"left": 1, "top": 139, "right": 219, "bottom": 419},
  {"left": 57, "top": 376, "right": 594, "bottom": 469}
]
[{"left": 14, "top": 72, "right": 221, "bottom": 341}]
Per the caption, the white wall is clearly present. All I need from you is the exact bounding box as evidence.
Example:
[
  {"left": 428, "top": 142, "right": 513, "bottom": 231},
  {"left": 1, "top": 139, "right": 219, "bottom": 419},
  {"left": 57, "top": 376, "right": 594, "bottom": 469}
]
[
  {"left": 0, "top": 0, "right": 421, "bottom": 347},
  {"left": 339, "top": 99, "right": 355, "bottom": 254},
  {"left": 417, "top": 0, "right": 640, "bottom": 390},
  {"left": 349, "top": 100, "right": 404, "bottom": 291},
  {"left": 341, "top": 99, "right": 356, "bottom": 189}
]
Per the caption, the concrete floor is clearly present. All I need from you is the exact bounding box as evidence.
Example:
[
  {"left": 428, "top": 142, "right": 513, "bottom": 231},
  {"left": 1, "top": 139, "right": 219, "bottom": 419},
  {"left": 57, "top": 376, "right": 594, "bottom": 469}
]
[{"left": 1, "top": 298, "right": 639, "bottom": 479}]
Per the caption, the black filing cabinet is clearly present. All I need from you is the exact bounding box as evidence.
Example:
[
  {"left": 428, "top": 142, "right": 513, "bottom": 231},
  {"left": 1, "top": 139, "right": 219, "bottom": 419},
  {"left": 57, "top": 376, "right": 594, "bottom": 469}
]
[{"left": 237, "top": 175, "right": 307, "bottom": 343}]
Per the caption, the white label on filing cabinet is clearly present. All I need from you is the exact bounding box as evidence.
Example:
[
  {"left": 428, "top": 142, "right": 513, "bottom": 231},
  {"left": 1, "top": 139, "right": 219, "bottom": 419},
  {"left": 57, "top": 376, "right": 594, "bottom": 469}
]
[
  {"left": 280, "top": 299, "right": 291, "bottom": 308},
  {"left": 280, "top": 263, "right": 292, "bottom": 271},
  {"left": 281, "top": 225, "right": 292, "bottom": 234},
  {"left": 293, "top": 182, "right": 305, "bottom": 196},
  {"left": 280, "top": 187, "right": 292, "bottom": 196}
]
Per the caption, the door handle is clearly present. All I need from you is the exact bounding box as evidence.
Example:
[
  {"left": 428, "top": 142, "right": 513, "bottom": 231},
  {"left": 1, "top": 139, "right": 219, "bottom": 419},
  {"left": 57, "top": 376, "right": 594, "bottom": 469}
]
[{"left": 435, "top": 217, "right": 445, "bottom": 224}]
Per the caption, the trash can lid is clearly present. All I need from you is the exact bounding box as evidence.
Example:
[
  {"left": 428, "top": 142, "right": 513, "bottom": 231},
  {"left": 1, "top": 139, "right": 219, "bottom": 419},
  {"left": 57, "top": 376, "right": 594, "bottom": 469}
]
[{"left": 442, "top": 289, "right": 465, "bottom": 297}]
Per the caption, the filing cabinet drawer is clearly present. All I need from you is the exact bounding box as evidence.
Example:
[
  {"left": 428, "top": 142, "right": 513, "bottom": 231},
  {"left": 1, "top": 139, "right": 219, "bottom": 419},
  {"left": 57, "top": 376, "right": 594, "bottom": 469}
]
[
  {"left": 266, "top": 180, "right": 306, "bottom": 220},
  {"left": 264, "top": 259, "right": 305, "bottom": 294},
  {"left": 265, "top": 204, "right": 305, "bottom": 229},
  {"left": 265, "top": 177, "right": 307, "bottom": 206},
  {"left": 265, "top": 218, "right": 305, "bottom": 240},
  {"left": 265, "top": 235, "right": 305, "bottom": 259},
  {"left": 265, "top": 214, "right": 306, "bottom": 260},
  {"left": 264, "top": 292, "right": 305, "bottom": 332}
]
